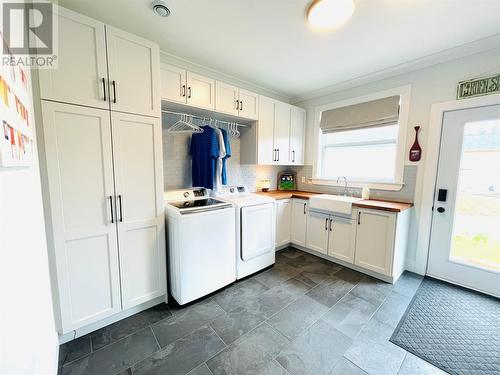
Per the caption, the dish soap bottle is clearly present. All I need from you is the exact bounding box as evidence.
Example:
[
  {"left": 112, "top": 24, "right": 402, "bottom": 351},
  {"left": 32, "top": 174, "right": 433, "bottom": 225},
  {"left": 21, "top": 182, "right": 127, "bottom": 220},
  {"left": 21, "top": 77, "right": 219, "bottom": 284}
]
[{"left": 361, "top": 185, "right": 370, "bottom": 200}]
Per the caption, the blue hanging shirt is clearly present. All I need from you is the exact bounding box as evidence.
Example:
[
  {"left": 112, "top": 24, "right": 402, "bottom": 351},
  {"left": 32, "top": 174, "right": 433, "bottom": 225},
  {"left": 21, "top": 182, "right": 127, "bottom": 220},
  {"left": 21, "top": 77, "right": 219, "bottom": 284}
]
[
  {"left": 220, "top": 128, "right": 231, "bottom": 185},
  {"left": 190, "top": 127, "right": 219, "bottom": 189}
]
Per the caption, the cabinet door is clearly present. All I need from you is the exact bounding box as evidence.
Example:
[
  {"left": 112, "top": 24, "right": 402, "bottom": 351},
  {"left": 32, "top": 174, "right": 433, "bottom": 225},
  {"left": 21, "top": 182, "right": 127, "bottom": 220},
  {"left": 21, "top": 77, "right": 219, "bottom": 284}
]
[
  {"left": 291, "top": 199, "right": 308, "bottom": 246},
  {"left": 328, "top": 218, "right": 355, "bottom": 263},
  {"left": 275, "top": 101, "right": 291, "bottom": 165},
  {"left": 160, "top": 63, "right": 187, "bottom": 104},
  {"left": 215, "top": 81, "right": 239, "bottom": 116},
  {"left": 276, "top": 200, "right": 292, "bottom": 247},
  {"left": 238, "top": 88, "right": 259, "bottom": 120},
  {"left": 354, "top": 209, "right": 396, "bottom": 276},
  {"left": 111, "top": 112, "right": 166, "bottom": 309},
  {"left": 290, "top": 106, "right": 306, "bottom": 165},
  {"left": 38, "top": 7, "right": 108, "bottom": 109},
  {"left": 306, "top": 211, "right": 329, "bottom": 255},
  {"left": 106, "top": 26, "right": 160, "bottom": 117},
  {"left": 41, "top": 101, "right": 121, "bottom": 333},
  {"left": 186, "top": 72, "right": 215, "bottom": 110},
  {"left": 257, "top": 96, "right": 276, "bottom": 164}
]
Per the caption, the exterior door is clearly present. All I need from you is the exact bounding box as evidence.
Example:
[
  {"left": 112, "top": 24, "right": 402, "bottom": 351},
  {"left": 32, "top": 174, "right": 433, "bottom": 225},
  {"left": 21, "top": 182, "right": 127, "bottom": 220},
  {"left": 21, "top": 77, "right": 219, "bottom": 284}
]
[
  {"left": 428, "top": 104, "right": 500, "bottom": 297},
  {"left": 306, "top": 211, "right": 329, "bottom": 254},
  {"left": 38, "top": 7, "right": 108, "bottom": 109},
  {"left": 41, "top": 101, "right": 121, "bottom": 332},
  {"left": 106, "top": 25, "right": 160, "bottom": 117},
  {"left": 111, "top": 112, "right": 166, "bottom": 309}
]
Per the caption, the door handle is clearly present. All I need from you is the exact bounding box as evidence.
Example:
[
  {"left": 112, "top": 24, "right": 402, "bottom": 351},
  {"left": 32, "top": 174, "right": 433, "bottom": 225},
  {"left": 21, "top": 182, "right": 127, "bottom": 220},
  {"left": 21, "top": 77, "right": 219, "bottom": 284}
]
[
  {"left": 437, "top": 207, "right": 445, "bottom": 213},
  {"left": 109, "top": 196, "right": 114, "bottom": 224},
  {"left": 181, "top": 84, "right": 186, "bottom": 97},
  {"left": 236, "top": 100, "right": 239, "bottom": 110},
  {"left": 357, "top": 211, "right": 361, "bottom": 225},
  {"left": 303, "top": 203, "right": 306, "bottom": 215},
  {"left": 188, "top": 87, "right": 192, "bottom": 98},
  {"left": 325, "top": 217, "right": 328, "bottom": 230},
  {"left": 240, "top": 100, "right": 243, "bottom": 111},
  {"left": 118, "top": 195, "right": 123, "bottom": 222},
  {"left": 101, "top": 77, "right": 107, "bottom": 101},
  {"left": 112, "top": 80, "right": 117, "bottom": 103},
  {"left": 329, "top": 218, "right": 333, "bottom": 231}
]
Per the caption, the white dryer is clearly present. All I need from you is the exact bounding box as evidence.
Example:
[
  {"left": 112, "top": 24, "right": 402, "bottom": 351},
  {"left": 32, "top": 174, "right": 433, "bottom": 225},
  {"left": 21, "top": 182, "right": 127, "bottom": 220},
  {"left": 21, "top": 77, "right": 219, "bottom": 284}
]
[{"left": 213, "top": 186, "right": 276, "bottom": 279}]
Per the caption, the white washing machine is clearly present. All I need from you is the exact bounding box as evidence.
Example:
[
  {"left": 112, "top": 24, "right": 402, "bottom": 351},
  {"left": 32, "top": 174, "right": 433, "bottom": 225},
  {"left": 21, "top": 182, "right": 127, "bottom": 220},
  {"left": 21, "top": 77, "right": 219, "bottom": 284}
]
[
  {"left": 213, "top": 186, "right": 276, "bottom": 279},
  {"left": 165, "top": 188, "right": 236, "bottom": 305}
]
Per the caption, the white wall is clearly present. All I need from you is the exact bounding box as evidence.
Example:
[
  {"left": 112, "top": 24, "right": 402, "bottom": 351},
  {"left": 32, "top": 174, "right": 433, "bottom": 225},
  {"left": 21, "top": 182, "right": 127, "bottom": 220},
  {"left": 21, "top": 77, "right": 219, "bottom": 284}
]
[
  {"left": 294, "top": 47, "right": 500, "bottom": 274},
  {"left": 0, "top": 2, "right": 58, "bottom": 371}
]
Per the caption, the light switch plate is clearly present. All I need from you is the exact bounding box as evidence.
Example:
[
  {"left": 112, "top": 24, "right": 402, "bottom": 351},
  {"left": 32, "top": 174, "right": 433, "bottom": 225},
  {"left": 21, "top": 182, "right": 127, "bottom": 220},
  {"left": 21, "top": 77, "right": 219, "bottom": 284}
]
[{"left": 301, "top": 176, "right": 306, "bottom": 183}]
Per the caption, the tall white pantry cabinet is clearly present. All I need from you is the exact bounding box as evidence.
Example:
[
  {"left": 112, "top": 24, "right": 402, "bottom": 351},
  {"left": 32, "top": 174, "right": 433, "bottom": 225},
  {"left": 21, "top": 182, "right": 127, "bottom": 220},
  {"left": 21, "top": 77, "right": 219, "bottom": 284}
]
[{"left": 37, "top": 7, "right": 165, "bottom": 334}]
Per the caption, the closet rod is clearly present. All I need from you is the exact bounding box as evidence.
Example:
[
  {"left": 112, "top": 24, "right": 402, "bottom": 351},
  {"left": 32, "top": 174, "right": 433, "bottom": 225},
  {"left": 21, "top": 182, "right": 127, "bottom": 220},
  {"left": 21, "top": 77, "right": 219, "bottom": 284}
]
[{"left": 161, "top": 109, "right": 248, "bottom": 128}]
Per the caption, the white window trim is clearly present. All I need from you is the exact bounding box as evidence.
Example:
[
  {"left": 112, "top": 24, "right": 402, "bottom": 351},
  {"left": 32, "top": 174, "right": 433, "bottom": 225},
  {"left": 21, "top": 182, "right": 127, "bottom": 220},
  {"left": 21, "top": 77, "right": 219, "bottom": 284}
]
[{"left": 312, "top": 85, "right": 411, "bottom": 191}]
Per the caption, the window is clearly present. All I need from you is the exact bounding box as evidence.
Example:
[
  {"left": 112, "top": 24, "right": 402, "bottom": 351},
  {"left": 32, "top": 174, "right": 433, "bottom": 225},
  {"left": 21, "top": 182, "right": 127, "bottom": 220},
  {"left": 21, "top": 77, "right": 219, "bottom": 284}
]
[
  {"left": 313, "top": 87, "right": 410, "bottom": 188},
  {"left": 320, "top": 124, "right": 399, "bottom": 182}
]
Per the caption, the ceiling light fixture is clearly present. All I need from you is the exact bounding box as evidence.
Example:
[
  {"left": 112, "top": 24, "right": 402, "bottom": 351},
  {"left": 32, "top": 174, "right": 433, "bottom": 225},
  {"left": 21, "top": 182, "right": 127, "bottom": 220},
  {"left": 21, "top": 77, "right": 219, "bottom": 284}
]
[
  {"left": 307, "top": 0, "right": 355, "bottom": 30},
  {"left": 152, "top": 0, "right": 171, "bottom": 17}
]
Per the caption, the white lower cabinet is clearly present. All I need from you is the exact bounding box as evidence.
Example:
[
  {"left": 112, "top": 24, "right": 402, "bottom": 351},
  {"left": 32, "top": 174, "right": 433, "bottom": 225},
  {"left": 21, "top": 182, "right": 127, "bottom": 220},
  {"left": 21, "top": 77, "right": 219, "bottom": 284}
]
[
  {"left": 276, "top": 199, "right": 292, "bottom": 247},
  {"left": 306, "top": 211, "right": 329, "bottom": 254},
  {"left": 354, "top": 208, "right": 397, "bottom": 276},
  {"left": 327, "top": 217, "right": 356, "bottom": 263},
  {"left": 291, "top": 199, "right": 308, "bottom": 246},
  {"left": 41, "top": 101, "right": 166, "bottom": 333}
]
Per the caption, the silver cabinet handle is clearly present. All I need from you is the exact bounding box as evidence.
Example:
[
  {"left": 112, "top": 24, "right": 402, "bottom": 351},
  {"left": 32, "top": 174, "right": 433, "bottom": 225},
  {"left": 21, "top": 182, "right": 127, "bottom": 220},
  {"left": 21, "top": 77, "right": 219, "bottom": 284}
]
[
  {"left": 292, "top": 150, "right": 295, "bottom": 163},
  {"left": 277, "top": 149, "right": 280, "bottom": 161},
  {"left": 118, "top": 195, "right": 123, "bottom": 222},
  {"left": 102, "top": 77, "right": 107, "bottom": 101},
  {"left": 109, "top": 196, "right": 114, "bottom": 223}
]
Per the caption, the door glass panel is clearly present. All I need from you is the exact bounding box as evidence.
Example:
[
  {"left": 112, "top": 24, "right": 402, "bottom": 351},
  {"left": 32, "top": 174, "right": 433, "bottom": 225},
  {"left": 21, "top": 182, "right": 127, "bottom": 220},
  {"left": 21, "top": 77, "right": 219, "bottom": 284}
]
[{"left": 450, "top": 119, "right": 500, "bottom": 271}]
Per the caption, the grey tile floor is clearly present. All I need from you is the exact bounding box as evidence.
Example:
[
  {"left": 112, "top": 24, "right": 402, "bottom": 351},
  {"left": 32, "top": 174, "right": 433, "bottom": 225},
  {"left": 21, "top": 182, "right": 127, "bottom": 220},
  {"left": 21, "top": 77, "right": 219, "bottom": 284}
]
[{"left": 58, "top": 247, "right": 448, "bottom": 375}]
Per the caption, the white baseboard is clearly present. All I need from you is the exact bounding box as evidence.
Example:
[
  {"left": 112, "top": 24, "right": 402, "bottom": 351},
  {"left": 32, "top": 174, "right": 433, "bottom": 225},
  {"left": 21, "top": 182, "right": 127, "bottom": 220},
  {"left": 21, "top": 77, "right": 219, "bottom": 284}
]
[{"left": 58, "top": 295, "right": 166, "bottom": 344}]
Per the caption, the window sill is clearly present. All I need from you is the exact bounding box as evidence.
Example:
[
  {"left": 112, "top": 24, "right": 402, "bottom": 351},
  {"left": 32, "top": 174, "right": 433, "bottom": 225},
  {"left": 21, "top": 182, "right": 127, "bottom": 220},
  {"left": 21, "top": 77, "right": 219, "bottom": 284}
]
[{"left": 311, "top": 178, "right": 405, "bottom": 192}]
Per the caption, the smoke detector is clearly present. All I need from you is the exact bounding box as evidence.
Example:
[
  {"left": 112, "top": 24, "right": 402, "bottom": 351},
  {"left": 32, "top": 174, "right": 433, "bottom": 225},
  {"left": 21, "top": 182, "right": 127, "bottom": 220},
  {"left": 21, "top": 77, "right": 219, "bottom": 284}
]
[{"left": 152, "top": 0, "right": 170, "bottom": 17}]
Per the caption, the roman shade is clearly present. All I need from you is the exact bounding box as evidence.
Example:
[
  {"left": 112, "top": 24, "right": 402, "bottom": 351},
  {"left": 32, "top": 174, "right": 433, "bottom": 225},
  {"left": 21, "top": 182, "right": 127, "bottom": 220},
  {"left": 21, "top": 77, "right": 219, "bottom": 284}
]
[{"left": 320, "top": 95, "right": 400, "bottom": 133}]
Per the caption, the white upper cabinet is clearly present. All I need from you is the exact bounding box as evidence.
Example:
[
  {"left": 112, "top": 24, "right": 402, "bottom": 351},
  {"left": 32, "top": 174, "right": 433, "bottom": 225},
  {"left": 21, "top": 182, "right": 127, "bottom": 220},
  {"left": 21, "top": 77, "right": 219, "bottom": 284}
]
[
  {"left": 238, "top": 89, "right": 259, "bottom": 120},
  {"left": 215, "top": 81, "right": 239, "bottom": 116},
  {"left": 256, "top": 96, "right": 276, "bottom": 164},
  {"left": 160, "top": 63, "right": 187, "bottom": 104},
  {"left": 274, "top": 101, "right": 291, "bottom": 165},
  {"left": 106, "top": 26, "right": 160, "bottom": 117},
  {"left": 186, "top": 72, "right": 216, "bottom": 110},
  {"left": 290, "top": 106, "right": 306, "bottom": 165},
  {"left": 38, "top": 7, "right": 108, "bottom": 109},
  {"left": 111, "top": 112, "right": 166, "bottom": 309},
  {"left": 38, "top": 7, "right": 160, "bottom": 117}
]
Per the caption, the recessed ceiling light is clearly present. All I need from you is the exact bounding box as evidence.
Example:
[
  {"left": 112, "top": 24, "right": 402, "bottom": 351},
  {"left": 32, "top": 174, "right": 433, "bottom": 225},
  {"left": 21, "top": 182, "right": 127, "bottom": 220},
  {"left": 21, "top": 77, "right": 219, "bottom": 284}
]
[
  {"left": 307, "top": 0, "right": 355, "bottom": 30},
  {"left": 152, "top": 0, "right": 171, "bottom": 17}
]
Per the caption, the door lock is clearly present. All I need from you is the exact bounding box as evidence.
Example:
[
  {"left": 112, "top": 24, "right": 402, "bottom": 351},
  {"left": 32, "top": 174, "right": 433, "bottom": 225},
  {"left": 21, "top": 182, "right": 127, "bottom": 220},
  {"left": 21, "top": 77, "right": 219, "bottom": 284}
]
[{"left": 437, "top": 207, "right": 445, "bottom": 213}]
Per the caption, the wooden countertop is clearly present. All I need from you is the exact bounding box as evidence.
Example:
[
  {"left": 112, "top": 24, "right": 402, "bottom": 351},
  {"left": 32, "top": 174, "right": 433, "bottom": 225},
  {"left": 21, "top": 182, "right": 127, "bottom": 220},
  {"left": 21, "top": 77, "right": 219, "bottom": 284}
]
[{"left": 257, "top": 190, "right": 413, "bottom": 212}]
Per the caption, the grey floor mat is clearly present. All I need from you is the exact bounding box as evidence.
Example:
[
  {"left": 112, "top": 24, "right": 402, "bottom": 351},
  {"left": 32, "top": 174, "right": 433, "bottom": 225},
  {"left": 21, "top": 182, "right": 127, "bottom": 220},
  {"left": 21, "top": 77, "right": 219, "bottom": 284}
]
[{"left": 390, "top": 277, "right": 500, "bottom": 375}]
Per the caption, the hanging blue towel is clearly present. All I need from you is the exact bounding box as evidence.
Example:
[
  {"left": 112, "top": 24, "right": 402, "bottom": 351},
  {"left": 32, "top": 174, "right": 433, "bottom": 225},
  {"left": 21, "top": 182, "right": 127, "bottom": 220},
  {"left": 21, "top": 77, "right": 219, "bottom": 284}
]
[
  {"left": 221, "top": 128, "right": 231, "bottom": 185},
  {"left": 190, "top": 127, "right": 219, "bottom": 189}
]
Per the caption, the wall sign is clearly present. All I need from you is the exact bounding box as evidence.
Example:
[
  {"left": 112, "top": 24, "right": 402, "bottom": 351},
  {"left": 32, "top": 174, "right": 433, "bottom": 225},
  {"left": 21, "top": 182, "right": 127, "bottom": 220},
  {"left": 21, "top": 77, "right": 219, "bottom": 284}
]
[{"left": 457, "top": 73, "right": 500, "bottom": 100}]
